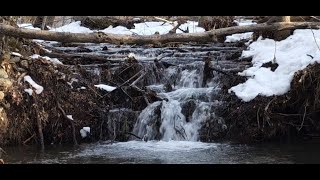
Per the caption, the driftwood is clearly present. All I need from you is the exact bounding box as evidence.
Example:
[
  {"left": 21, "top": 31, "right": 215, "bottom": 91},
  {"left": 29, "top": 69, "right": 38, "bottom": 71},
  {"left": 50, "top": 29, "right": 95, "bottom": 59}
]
[{"left": 1, "top": 22, "right": 320, "bottom": 45}]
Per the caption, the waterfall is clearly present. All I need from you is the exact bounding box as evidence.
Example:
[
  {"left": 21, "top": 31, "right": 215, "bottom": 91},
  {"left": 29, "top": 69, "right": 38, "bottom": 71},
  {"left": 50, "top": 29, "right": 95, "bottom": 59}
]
[{"left": 132, "top": 61, "right": 225, "bottom": 142}]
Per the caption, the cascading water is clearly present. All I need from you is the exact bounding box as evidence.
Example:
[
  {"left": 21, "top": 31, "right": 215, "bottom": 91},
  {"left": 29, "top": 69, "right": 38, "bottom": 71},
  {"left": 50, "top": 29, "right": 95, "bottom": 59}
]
[{"left": 132, "top": 61, "right": 226, "bottom": 142}]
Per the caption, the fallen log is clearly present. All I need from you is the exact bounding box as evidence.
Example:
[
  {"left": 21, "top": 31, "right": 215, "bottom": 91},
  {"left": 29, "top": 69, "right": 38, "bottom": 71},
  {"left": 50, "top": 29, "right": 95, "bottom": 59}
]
[{"left": 1, "top": 22, "right": 320, "bottom": 45}]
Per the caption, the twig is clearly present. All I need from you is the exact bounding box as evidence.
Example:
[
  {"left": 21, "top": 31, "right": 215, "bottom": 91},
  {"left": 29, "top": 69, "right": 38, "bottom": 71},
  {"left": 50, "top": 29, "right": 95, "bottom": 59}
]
[
  {"left": 273, "top": 41, "right": 277, "bottom": 63},
  {"left": 169, "top": 22, "right": 182, "bottom": 34},
  {"left": 264, "top": 97, "right": 276, "bottom": 127},
  {"left": 118, "top": 64, "right": 135, "bottom": 75},
  {"left": 299, "top": 16, "right": 320, "bottom": 52},
  {"left": 57, "top": 101, "right": 78, "bottom": 146},
  {"left": 22, "top": 133, "right": 36, "bottom": 145},
  {"left": 0, "top": 147, "right": 6, "bottom": 155},
  {"left": 298, "top": 101, "right": 308, "bottom": 131},
  {"left": 88, "top": 85, "right": 103, "bottom": 98},
  {"left": 130, "top": 71, "right": 146, "bottom": 86},
  {"left": 131, "top": 84, "right": 150, "bottom": 105},
  {"left": 100, "top": 120, "right": 105, "bottom": 141},
  {"left": 118, "top": 69, "right": 143, "bottom": 87},
  {"left": 33, "top": 103, "right": 44, "bottom": 151},
  {"left": 120, "top": 87, "right": 134, "bottom": 102},
  {"left": 173, "top": 115, "right": 186, "bottom": 140},
  {"left": 257, "top": 107, "right": 260, "bottom": 129},
  {"left": 154, "top": 17, "right": 188, "bottom": 33},
  {"left": 125, "top": 132, "right": 143, "bottom": 140},
  {"left": 310, "top": 16, "right": 320, "bottom": 22},
  {"left": 18, "top": 72, "right": 27, "bottom": 84},
  {"left": 274, "top": 113, "right": 302, "bottom": 117}
]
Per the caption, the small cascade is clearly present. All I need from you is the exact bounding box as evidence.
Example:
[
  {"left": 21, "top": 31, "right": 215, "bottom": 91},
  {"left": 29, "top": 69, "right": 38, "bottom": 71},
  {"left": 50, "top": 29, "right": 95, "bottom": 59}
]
[{"left": 132, "top": 60, "right": 226, "bottom": 142}]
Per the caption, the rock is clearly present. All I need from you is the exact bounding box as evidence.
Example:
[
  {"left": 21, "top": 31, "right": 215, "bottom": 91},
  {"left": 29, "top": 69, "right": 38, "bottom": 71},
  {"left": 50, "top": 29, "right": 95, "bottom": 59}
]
[
  {"left": 20, "top": 60, "right": 29, "bottom": 68},
  {"left": 9, "top": 57, "right": 20, "bottom": 63},
  {"left": 0, "top": 69, "right": 8, "bottom": 79},
  {"left": 0, "top": 91, "right": 4, "bottom": 100},
  {"left": 0, "top": 78, "right": 12, "bottom": 89}
]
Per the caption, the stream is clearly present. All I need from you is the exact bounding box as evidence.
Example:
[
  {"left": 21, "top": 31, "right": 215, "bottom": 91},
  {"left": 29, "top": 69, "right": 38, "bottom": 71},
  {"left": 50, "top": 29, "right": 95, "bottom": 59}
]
[
  {"left": 4, "top": 140, "right": 320, "bottom": 164},
  {"left": 3, "top": 38, "right": 319, "bottom": 164}
]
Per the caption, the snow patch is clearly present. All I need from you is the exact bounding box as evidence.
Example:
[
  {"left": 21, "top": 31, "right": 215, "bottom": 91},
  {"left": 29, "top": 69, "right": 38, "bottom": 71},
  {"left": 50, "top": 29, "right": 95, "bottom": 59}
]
[
  {"left": 18, "top": 23, "right": 41, "bottom": 30},
  {"left": 50, "top": 21, "right": 93, "bottom": 33},
  {"left": 67, "top": 115, "right": 73, "bottom": 120},
  {"left": 94, "top": 84, "right": 116, "bottom": 92},
  {"left": 80, "top": 127, "right": 90, "bottom": 138},
  {"left": 24, "top": 88, "right": 33, "bottom": 96},
  {"left": 30, "top": 54, "right": 40, "bottom": 59},
  {"left": 24, "top": 76, "right": 44, "bottom": 94},
  {"left": 225, "top": 32, "right": 253, "bottom": 43},
  {"left": 11, "top": 52, "right": 22, "bottom": 57}
]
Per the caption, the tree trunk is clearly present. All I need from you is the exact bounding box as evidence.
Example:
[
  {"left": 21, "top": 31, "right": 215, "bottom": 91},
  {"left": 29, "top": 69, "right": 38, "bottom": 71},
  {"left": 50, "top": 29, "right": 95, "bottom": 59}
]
[
  {"left": 275, "top": 16, "right": 291, "bottom": 41},
  {"left": 33, "top": 16, "right": 55, "bottom": 30},
  {"left": 256, "top": 16, "right": 291, "bottom": 41},
  {"left": 1, "top": 22, "right": 320, "bottom": 45}
]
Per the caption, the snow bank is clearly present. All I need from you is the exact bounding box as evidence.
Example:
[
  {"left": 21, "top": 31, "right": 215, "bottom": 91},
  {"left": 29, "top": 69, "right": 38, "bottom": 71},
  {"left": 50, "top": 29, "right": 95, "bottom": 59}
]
[
  {"left": 94, "top": 84, "right": 116, "bottom": 92},
  {"left": 24, "top": 76, "right": 44, "bottom": 94},
  {"left": 229, "top": 29, "right": 320, "bottom": 102},
  {"left": 48, "top": 20, "right": 204, "bottom": 35}
]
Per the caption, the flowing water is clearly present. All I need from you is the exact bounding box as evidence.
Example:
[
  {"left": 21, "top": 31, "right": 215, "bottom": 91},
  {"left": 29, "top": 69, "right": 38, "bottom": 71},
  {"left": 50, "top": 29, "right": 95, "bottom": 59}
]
[{"left": 4, "top": 140, "right": 320, "bottom": 164}]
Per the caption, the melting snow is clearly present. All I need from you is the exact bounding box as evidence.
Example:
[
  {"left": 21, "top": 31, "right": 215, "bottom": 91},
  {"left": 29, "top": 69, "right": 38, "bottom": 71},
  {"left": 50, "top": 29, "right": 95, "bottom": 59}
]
[
  {"left": 94, "top": 84, "right": 116, "bottom": 92},
  {"left": 67, "top": 115, "right": 73, "bottom": 120},
  {"left": 11, "top": 52, "right": 22, "bottom": 57},
  {"left": 24, "top": 88, "right": 33, "bottom": 96},
  {"left": 80, "top": 127, "right": 90, "bottom": 138},
  {"left": 230, "top": 29, "right": 320, "bottom": 102},
  {"left": 24, "top": 76, "right": 44, "bottom": 94},
  {"left": 225, "top": 19, "right": 256, "bottom": 43}
]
